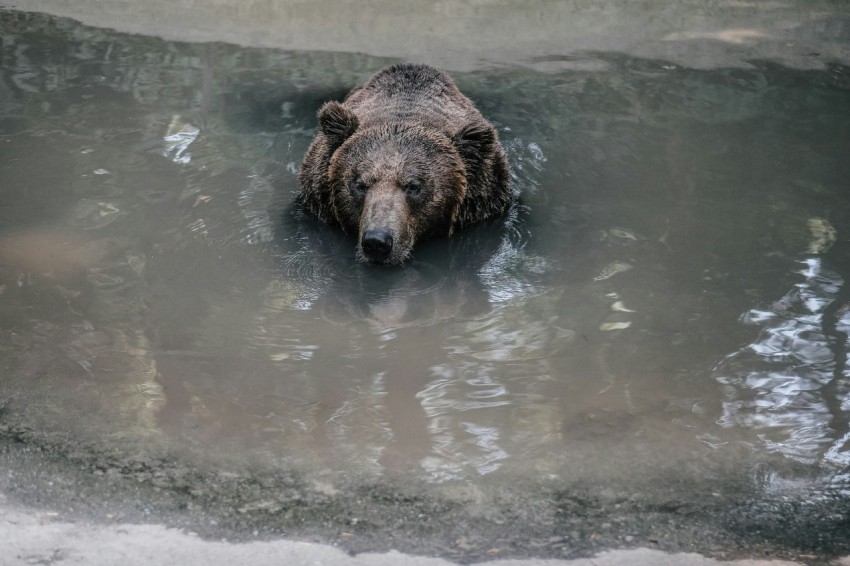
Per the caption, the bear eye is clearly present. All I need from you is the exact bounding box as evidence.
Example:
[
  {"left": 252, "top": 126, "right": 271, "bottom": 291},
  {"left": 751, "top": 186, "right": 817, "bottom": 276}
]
[
  {"left": 350, "top": 179, "right": 368, "bottom": 195},
  {"left": 403, "top": 179, "right": 423, "bottom": 195}
]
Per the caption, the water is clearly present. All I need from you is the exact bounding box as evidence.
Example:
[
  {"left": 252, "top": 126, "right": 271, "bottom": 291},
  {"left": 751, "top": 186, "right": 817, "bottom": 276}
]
[{"left": 1, "top": 9, "right": 850, "bottom": 557}]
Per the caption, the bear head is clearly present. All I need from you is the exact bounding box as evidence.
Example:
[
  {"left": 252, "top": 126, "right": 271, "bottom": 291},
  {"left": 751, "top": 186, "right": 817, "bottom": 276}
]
[{"left": 317, "top": 101, "right": 495, "bottom": 266}]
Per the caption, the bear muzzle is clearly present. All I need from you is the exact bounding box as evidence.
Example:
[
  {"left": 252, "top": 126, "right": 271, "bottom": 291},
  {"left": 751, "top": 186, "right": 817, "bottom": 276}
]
[{"left": 356, "top": 184, "right": 412, "bottom": 265}]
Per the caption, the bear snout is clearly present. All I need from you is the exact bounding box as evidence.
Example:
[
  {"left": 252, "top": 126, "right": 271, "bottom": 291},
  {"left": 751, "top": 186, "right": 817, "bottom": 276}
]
[{"left": 361, "top": 229, "right": 394, "bottom": 263}]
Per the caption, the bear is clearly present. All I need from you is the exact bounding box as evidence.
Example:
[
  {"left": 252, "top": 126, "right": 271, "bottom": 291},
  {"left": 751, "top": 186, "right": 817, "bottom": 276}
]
[{"left": 298, "top": 63, "right": 511, "bottom": 266}]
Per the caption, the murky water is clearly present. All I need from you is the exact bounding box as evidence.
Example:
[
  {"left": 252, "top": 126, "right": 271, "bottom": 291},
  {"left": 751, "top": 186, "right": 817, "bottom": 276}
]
[{"left": 2, "top": 9, "right": 850, "bottom": 554}]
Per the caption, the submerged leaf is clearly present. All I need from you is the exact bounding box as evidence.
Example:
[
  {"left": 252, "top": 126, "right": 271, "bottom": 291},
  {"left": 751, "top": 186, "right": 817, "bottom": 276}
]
[
  {"left": 593, "top": 261, "right": 633, "bottom": 281},
  {"left": 611, "top": 301, "right": 636, "bottom": 313},
  {"left": 600, "top": 321, "right": 631, "bottom": 331},
  {"left": 807, "top": 217, "right": 837, "bottom": 255}
]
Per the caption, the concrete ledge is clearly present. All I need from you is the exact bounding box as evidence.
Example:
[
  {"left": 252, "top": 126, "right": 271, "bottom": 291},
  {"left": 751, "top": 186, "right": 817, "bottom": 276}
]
[
  {"left": 3, "top": 0, "right": 849, "bottom": 70},
  {"left": 1, "top": 498, "right": 830, "bottom": 566}
]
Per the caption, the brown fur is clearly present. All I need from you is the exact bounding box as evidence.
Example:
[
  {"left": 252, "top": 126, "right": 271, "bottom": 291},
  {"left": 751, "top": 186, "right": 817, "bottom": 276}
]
[{"left": 298, "top": 63, "right": 510, "bottom": 265}]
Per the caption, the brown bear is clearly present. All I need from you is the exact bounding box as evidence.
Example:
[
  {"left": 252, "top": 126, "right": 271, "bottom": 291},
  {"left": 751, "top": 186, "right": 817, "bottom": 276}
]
[{"left": 298, "top": 63, "right": 511, "bottom": 266}]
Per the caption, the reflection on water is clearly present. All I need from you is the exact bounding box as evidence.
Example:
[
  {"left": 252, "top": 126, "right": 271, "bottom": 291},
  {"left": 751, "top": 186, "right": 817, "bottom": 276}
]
[
  {"left": 715, "top": 249, "right": 850, "bottom": 468},
  {"left": 1, "top": 10, "right": 849, "bottom": 503}
]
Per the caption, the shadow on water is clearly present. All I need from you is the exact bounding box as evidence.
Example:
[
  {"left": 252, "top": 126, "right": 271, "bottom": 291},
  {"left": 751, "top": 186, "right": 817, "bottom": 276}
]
[{"left": 1, "top": 8, "right": 850, "bottom": 559}]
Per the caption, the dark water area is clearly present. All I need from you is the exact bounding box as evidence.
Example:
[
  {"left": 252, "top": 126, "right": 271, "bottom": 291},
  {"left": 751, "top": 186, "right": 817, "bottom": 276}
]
[{"left": 1, "top": 9, "right": 850, "bottom": 560}]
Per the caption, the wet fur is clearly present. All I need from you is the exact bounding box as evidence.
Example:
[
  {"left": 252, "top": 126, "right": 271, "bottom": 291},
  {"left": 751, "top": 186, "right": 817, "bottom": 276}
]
[{"left": 298, "top": 63, "right": 510, "bottom": 265}]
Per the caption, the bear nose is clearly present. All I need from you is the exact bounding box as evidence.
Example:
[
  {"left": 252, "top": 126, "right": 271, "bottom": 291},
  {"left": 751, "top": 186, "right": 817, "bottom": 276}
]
[{"left": 361, "top": 229, "right": 394, "bottom": 262}]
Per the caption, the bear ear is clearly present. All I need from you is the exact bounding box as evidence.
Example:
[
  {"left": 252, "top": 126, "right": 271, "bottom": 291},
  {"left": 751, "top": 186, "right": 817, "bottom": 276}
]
[
  {"left": 318, "top": 101, "right": 359, "bottom": 149},
  {"left": 452, "top": 122, "right": 495, "bottom": 170}
]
